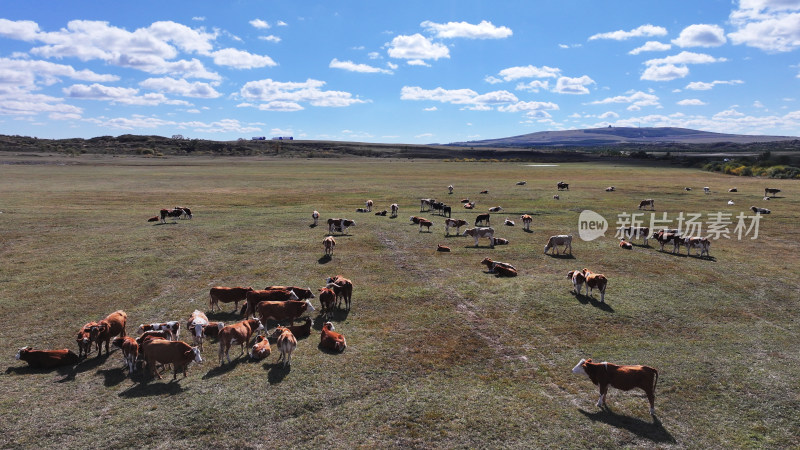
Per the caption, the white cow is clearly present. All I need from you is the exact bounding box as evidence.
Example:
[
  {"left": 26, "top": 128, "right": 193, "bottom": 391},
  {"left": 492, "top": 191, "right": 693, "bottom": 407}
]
[
  {"left": 445, "top": 218, "right": 468, "bottom": 236},
  {"left": 463, "top": 227, "right": 495, "bottom": 248},
  {"left": 312, "top": 210, "right": 319, "bottom": 226},
  {"left": 390, "top": 203, "right": 399, "bottom": 217},
  {"left": 544, "top": 235, "right": 573, "bottom": 255}
]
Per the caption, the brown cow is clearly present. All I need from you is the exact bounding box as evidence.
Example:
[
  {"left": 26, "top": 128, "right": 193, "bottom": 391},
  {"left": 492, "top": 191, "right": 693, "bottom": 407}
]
[
  {"left": 319, "top": 287, "right": 337, "bottom": 319},
  {"left": 209, "top": 286, "right": 254, "bottom": 312},
  {"left": 112, "top": 336, "right": 139, "bottom": 374},
  {"left": 255, "top": 300, "right": 315, "bottom": 326},
  {"left": 437, "top": 244, "right": 451, "bottom": 252},
  {"left": 480, "top": 257, "right": 516, "bottom": 276},
  {"left": 567, "top": 270, "right": 586, "bottom": 294},
  {"left": 320, "top": 322, "right": 347, "bottom": 353},
  {"left": 218, "top": 319, "right": 264, "bottom": 364},
  {"left": 572, "top": 358, "right": 659, "bottom": 416},
  {"left": 581, "top": 268, "right": 608, "bottom": 303},
  {"left": 323, "top": 236, "right": 336, "bottom": 255},
  {"left": 521, "top": 214, "right": 533, "bottom": 231},
  {"left": 619, "top": 240, "right": 633, "bottom": 250},
  {"left": 418, "top": 218, "right": 433, "bottom": 232},
  {"left": 142, "top": 340, "right": 202, "bottom": 380},
  {"left": 16, "top": 347, "right": 79, "bottom": 369},
  {"left": 263, "top": 286, "right": 315, "bottom": 300},
  {"left": 326, "top": 275, "right": 353, "bottom": 310},
  {"left": 249, "top": 335, "right": 271, "bottom": 361},
  {"left": 242, "top": 289, "right": 300, "bottom": 318},
  {"left": 76, "top": 321, "right": 98, "bottom": 359},
  {"left": 90, "top": 310, "right": 127, "bottom": 357},
  {"left": 275, "top": 326, "right": 297, "bottom": 368}
]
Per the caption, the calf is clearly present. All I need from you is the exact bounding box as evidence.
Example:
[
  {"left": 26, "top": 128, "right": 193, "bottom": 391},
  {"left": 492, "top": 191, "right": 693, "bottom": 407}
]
[
  {"left": 475, "top": 213, "right": 490, "bottom": 226},
  {"left": 147, "top": 216, "right": 159, "bottom": 222},
  {"left": 210, "top": 286, "right": 254, "bottom": 312},
  {"left": 418, "top": 218, "right": 433, "bottom": 232},
  {"left": 619, "top": 240, "right": 632, "bottom": 249},
  {"left": 275, "top": 326, "right": 297, "bottom": 368},
  {"left": 567, "top": 270, "right": 586, "bottom": 294},
  {"left": 320, "top": 322, "right": 347, "bottom": 353},
  {"left": 319, "top": 287, "right": 337, "bottom": 319},
  {"left": 684, "top": 187, "right": 692, "bottom": 191},
  {"left": 16, "top": 347, "right": 79, "bottom": 369},
  {"left": 76, "top": 321, "right": 98, "bottom": 359},
  {"left": 581, "top": 268, "right": 608, "bottom": 303},
  {"left": 242, "top": 289, "right": 300, "bottom": 318},
  {"left": 444, "top": 218, "right": 468, "bottom": 236},
  {"left": 638, "top": 199, "right": 655, "bottom": 210},
  {"left": 91, "top": 310, "right": 127, "bottom": 357},
  {"left": 326, "top": 275, "right": 353, "bottom": 310},
  {"left": 684, "top": 237, "right": 711, "bottom": 258},
  {"left": 112, "top": 336, "right": 139, "bottom": 374},
  {"left": 218, "top": 318, "right": 264, "bottom": 364},
  {"left": 186, "top": 310, "right": 209, "bottom": 350},
  {"left": 249, "top": 335, "right": 271, "bottom": 361},
  {"left": 323, "top": 236, "right": 336, "bottom": 255},
  {"left": 572, "top": 358, "right": 658, "bottom": 416},
  {"left": 494, "top": 265, "right": 518, "bottom": 277},
  {"left": 521, "top": 214, "right": 532, "bottom": 231},
  {"left": 544, "top": 235, "right": 572, "bottom": 255},
  {"left": 355, "top": 208, "right": 369, "bottom": 213},
  {"left": 136, "top": 321, "right": 180, "bottom": 341},
  {"left": 142, "top": 340, "right": 202, "bottom": 380}
]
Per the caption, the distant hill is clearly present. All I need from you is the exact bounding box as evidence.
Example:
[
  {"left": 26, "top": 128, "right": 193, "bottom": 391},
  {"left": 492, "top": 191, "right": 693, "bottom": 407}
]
[{"left": 449, "top": 127, "right": 799, "bottom": 147}]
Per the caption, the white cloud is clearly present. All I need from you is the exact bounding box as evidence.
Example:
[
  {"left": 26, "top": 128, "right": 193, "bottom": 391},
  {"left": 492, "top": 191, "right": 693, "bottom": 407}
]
[
  {"left": 139, "top": 77, "right": 221, "bottom": 98},
  {"left": 754, "top": 100, "right": 766, "bottom": 108},
  {"left": 386, "top": 34, "right": 449, "bottom": 61},
  {"left": 598, "top": 111, "right": 619, "bottom": 119},
  {"left": 420, "top": 20, "right": 512, "bottom": 39},
  {"left": 400, "top": 86, "right": 519, "bottom": 108},
  {"left": 515, "top": 80, "right": 550, "bottom": 92},
  {"left": 387, "top": 62, "right": 398, "bottom": 70},
  {"left": 258, "top": 101, "right": 304, "bottom": 111},
  {"left": 259, "top": 35, "right": 281, "bottom": 43},
  {"left": 250, "top": 19, "right": 270, "bottom": 29},
  {"left": 497, "top": 101, "right": 559, "bottom": 112},
  {"left": 553, "top": 75, "right": 595, "bottom": 94},
  {"left": 642, "top": 64, "right": 690, "bottom": 81},
  {"left": 629, "top": 41, "right": 671, "bottom": 55},
  {"left": 329, "top": 58, "right": 393, "bottom": 74},
  {"left": 192, "top": 17, "right": 205, "bottom": 22},
  {"left": 239, "top": 78, "right": 365, "bottom": 108},
  {"left": 484, "top": 75, "right": 503, "bottom": 84},
  {"left": 407, "top": 59, "right": 430, "bottom": 67},
  {"left": 591, "top": 91, "right": 661, "bottom": 109},
  {"left": 0, "top": 91, "right": 83, "bottom": 117},
  {"left": 63, "top": 83, "right": 189, "bottom": 106},
  {"left": 368, "top": 52, "right": 381, "bottom": 59},
  {"left": 0, "top": 19, "right": 41, "bottom": 41},
  {"left": 677, "top": 99, "right": 707, "bottom": 105},
  {"left": 210, "top": 48, "right": 276, "bottom": 68},
  {"left": 641, "top": 51, "right": 727, "bottom": 81},
  {"left": 589, "top": 24, "right": 668, "bottom": 41},
  {"left": 685, "top": 79, "right": 744, "bottom": 90},
  {"left": 729, "top": 2, "right": 800, "bottom": 52},
  {"left": 424, "top": 106, "right": 437, "bottom": 111},
  {"left": 672, "top": 24, "right": 727, "bottom": 47},
  {"left": 496, "top": 65, "right": 560, "bottom": 81},
  {"left": 645, "top": 51, "right": 727, "bottom": 66}
]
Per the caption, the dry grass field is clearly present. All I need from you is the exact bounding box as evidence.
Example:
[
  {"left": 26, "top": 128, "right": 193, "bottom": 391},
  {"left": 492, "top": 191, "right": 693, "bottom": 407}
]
[{"left": 1, "top": 154, "right": 798, "bottom": 448}]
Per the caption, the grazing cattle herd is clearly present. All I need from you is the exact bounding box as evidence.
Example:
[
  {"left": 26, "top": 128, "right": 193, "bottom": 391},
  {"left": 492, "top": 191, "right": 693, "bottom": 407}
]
[{"left": 14, "top": 180, "right": 785, "bottom": 424}]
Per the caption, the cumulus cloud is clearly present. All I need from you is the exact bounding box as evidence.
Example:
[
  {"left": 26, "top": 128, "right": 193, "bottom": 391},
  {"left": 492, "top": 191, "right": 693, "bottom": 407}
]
[
  {"left": 259, "top": 35, "right": 281, "bottom": 43},
  {"left": 685, "top": 79, "right": 744, "bottom": 90},
  {"left": 420, "top": 20, "right": 512, "bottom": 39},
  {"left": 672, "top": 24, "right": 727, "bottom": 47},
  {"left": 496, "top": 65, "right": 560, "bottom": 81},
  {"left": 210, "top": 48, "right": 276, "bottom": 68},
  {"left": 0, "top": 91, "right": 83, "bottom": 117},
  {"left": 515, "top": 80, "right": 550, "bottom": 92},
  {"left": 329, "top": 58, "right": 393, "bottom": 74},
  {"left": 729, "top": 1, "right": 800, "bottom": 51},
  {"left": 677, "top": 99, "right": 707, "bottom": 105},
  {"left": 386, "top": 34, "right": 449, "bottom": 61},
  {"left": 553, "top": 76, "right": 595, "bottom": 94},
  {"left": 139, "top": 77, "right": 221, "bottom": 98},
  {"left": 497, "top": 101, "right": 559, "bottom": 112},
  {"left": 589, "top": 24, "right": 667, "bottom": 41},
  {"left": 590, "top": 91, "right": 661, "bottom": 110},
  {"left": 629, "top": 41, "right": 671, "bottom": 55},
  {"left": 598, "top": 111, "right": 619, "bottom": 119},
  {"left": 641, "top": 51, "right": 727, "bottom": 81},
  {"left": 63, "top": 83, "right": 189, "bottom": 106},
  {"left": 400, "top": 86, "right": 522, "bottom": 111},
  {"left": 239, "top": 78, "right": 366, "bottom": 108},
  {"left": 250, "top": 19, "right": 270, "bottom": 29}
]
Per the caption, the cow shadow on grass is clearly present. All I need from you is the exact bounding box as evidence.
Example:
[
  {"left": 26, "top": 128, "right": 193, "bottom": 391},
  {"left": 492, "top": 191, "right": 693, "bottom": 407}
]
[
  {"left": 318, "top": 255, "right": 332, "bottom": 264},
  {"left": 578, "top": 408, "right": 675, "bottom": 443},
  {"left": 264, "top": 363, "right": 290, "bottom": 384},
  {"left": 463, "top": 244, "right": 496, "bottom": 250},
  {"left": 151, "top": 222, "right": 178, "bottom": 226},
  {"left": 118, "top": 380, "right": 186, "bottom": 398},
  {"left": 96, "top": 367, "right": 128, "bottom": 387},
  {"left": 207, "top": 310, "right": 241, "bottom": 321},
  {"left": 203, "top": 358, "right": 243, "bottom": 379},
  {"left": 309, "top": 223, "right": 317, "bottom": 228},
  {"left": 572, "top": 292, "right": 615, "bottom": 312},
  {"left": 522, "top": 229, "right": 534, "bottom": 234},
  {"left": 6, "top": 364, "right": 81, "bottom": 383},
  {"left": 545, "top": 253, "right": 576, "bottom": 259}
]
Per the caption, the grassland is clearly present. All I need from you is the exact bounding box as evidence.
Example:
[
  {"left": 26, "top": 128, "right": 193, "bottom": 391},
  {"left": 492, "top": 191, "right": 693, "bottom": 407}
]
[{"left": 1, "top": 154, "right": 798, "bottom": 448}]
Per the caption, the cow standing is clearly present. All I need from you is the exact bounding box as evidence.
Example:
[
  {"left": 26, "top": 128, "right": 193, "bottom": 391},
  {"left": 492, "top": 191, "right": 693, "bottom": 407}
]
[
  {"left": 572, "top": 358, "right": 659, "bottom": 416},
  {"left": 521, "top": 214, "right": 532, "bottom": 231},
  {"left": 463, "top": 227, "right": 495, "bottom": 248},
  {"left": 275, "top": 327, "right": 297, "bottom": 368},
  {"left": 326, "top": 275, "right": 353, "bottom": 310},
  {"left": 638, "top": 199, "right": 655, "bottom": 210},
  {"left": 390, "top": 203, "right": 399, "bottom": 217},
  {"left": 91, "top": 310, "right": 127, "bottom": 357},
  {"left": 218, "top": 319, "right": 264, "bottom": 364},
  {"left": 581, "top": 268, "right": 608, "bottom": 303},
  {"left": 112, "top": 336, "right": 139, "bottom": 375},
  {"left": 312, "top": 210, "right": 320, "bottom": 226},
  {"left": 323, "top": 236, "right": 336, "bottom": 256},
  {"left": 544, "top": 235, "right": 572, "bottom": 255},
  {"left": 210, "top": 286, "right": 254, "bottom": 313},
  {"left": 142, "top": 340, "right": 203, "bottom": 380},
  {"left": 445, "top": 218, "right": 468, "bottom": 236}
]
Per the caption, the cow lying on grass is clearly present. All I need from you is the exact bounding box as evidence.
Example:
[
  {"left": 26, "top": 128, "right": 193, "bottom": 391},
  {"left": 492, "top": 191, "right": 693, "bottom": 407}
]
[
  {"left": 481, "top": 258, "right": 517, "bottom": 277},
  {"left": 16, "top": 347, "right": 79, "bottom": 369}
]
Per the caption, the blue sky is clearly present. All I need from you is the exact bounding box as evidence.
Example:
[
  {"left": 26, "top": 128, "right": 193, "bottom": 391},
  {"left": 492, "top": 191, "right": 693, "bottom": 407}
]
[{"left": 2, "top": 0, "right": 800, "bottom": 144}]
